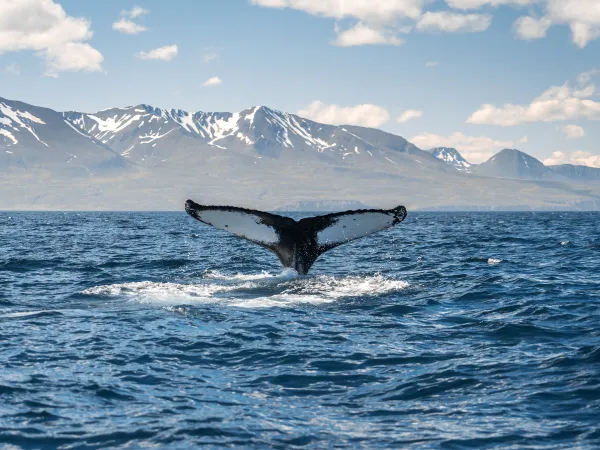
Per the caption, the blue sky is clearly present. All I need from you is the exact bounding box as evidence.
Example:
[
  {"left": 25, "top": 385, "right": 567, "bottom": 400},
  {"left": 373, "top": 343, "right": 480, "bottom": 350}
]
[{"left": 0, "top": 0, "right": 598, "bottom": 166}]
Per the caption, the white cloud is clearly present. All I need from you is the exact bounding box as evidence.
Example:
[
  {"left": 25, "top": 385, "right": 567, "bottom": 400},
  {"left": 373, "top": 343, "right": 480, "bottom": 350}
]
[
  {"left": 396, "top": 109, "right": 423, "bottom": 123},
  {"left": 0, "top": 0, "right": 103, "bottom": 75},
  {"left": 416, "top": 11, "right": 492, "bottom": 32},
  {"left": 409, "top": 131, "right": 514, "bottom": 163},
  {"left": 44, "top": 42, "right": 103, "bottom": 76},
  {"left": 250, "top": 0, "right": 425, "bottom": 22},
  {"left": 544, "top": 151, "right": 600, "bottom": 168},
  {"left": 298, "top": 101, "right": 390, "bottom": 128},
  {"left": 514, "top": 16, "right": 552, "bottom": 39},
  {"left": 113, "top": 5, "right": 149, "bottom": 34},
  {"left": 250, "top": 0, "right": 422, "bottom": 47},
  {"left": 112, "top": 19, "right": 147, "bottom": 34},
  {"left": 251, "top": 0, "right": 600, "bottom": 46},
  {"left": 3, "top": 63, "right": 20, "bottom": 75},
  {"left": 445, "top": 0, "right": 534, "bottom": 9},
  {"left": 425, "top": 61, "right": 439, "bottom": 67},
  {"left": 333, "top": 22, "right": 405, "bottom": 46},
  {"left": 547, "top": 0, "right": 600, "bottom": 47},
  {"left": 202, "top": 76, "right": 223, "bottom": 87},
  {"left": 561, "top": 124, "right": 585, "bottom": 139},
  {"left": 128, "top": 6, "right": 150, "bottom": 18},
  {"left": 447, "top": 0, "right": 600, "bottom": 47},
  {"left": 136, "top": 45, "right": 178, "bottom": 61},
  {"left": 467, "top": 71, "right": 600, "bottom": 126},
  {"left": 569, "top": 22, "right": 600, "bottom": 48}
]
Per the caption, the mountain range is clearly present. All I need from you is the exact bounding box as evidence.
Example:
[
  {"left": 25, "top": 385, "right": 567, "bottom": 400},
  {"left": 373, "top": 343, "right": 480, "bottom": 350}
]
[{"left": 2, "top": 96, "right": 600, "bottom": 211}]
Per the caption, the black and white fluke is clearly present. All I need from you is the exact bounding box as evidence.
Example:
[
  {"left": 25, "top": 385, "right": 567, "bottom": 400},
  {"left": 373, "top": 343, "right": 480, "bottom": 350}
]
[{"left": 185, "top": 199, "right": 407, "bottom": 274}]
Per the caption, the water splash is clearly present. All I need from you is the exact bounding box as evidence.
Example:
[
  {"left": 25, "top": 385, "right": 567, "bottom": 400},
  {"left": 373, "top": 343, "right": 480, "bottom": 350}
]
[{"left": 82, "top": 271, "right": 409, "bottom": 308}]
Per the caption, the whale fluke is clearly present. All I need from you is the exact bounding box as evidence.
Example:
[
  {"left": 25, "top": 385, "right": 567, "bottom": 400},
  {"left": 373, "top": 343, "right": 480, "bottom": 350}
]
[{"left": 185, "top": 199, "right": 407, "bottom": 274}]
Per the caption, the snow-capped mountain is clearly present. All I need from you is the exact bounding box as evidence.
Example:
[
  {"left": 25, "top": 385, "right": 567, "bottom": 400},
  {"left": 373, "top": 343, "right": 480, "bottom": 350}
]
[
  {"left": 61, "top": 104, "right": 434, "bottom": 168},
  {"left": 429, "top": 147, "right": 473, "bottom": 172},
  {"left": 2, "top": 95, "right": 600, "bottom": 211},
  {"left": 1, "top": 98, "right": 128, "bottom": 175}
]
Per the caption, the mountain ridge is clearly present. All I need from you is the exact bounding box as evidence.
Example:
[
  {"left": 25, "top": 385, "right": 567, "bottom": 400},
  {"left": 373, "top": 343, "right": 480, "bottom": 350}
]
[{"left": 2, "top": 95, "right": 600, "bottom": 211}]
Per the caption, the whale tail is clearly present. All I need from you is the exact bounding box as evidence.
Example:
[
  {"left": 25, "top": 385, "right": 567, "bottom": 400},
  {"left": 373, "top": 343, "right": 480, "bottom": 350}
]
[{"left": 184, "top": 199, "right": 407, "bottom": 274}]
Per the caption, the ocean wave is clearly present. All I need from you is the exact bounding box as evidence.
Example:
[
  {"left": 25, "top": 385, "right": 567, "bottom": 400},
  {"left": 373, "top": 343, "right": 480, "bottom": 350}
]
[{"left": 82, "top": 272, "right": 409, "bottom": 308}]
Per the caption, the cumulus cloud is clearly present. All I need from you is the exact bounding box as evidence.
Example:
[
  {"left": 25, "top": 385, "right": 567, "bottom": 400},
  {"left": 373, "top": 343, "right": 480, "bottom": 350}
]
[
  {"left": 547, "top": 0, "right": 600, "bottom": 48},
  {"left": 297, "top": 101, "right": 390, "bottom": 128},
  {"left": 250, "top": 0, "right": 458, "bottom": 47},
  {"left": 333, "top": 22, "right": 405, "bottom": 46},
  {"left": 561, "top": 124, "right": 585, "bottom": 139},
  {"left": 112, "top": 19, "right": 147, "bottom": 34},
  {"left": 0, "top": 0, "right": 103, "bottom": 75},
  {"left": 396, "top": 109, "right": 423, "bottom": 123},
  {"left": 445, "top": 0, "right": 534, "bottom": 9},
  {"left": 447, "top": 0, "right": 600, "bottom": 47},
  {"left": 544, "top": 151, "right": 600, "bottom": 168},
  {"left": 250, "top": 0, "right": 600, "bottom": 46},
  {"left": 250, "top": 0, "right": 424, "bottom": 22},
  {"left": 409, "top": 131, "right": 515, "bottom": 163},
  {"left": 416, "top": 11, "right": 492, "bottom": 32},
  {"left": 136, "top": 45, "right": 178, "bottom": 61},
  {"left": 514, "top": 16, "right": 552, "bottom": 40},
  {"left": 44, "top": 42, "right": 104, "bottom": 76},
  {"left": 113, "top": 5, "right": 149, "bottom": 34},
  {"left": 202, "top": 76, "right": 223, "bottom": 87},
  {"left": 467, "top": 70, "right": 600, "bottom": 126}
]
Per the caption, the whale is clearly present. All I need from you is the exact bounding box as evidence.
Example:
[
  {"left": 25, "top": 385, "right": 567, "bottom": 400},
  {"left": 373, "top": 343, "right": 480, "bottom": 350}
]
[{"left": 185, "top": 199, "right": 407, "bottom": 275}]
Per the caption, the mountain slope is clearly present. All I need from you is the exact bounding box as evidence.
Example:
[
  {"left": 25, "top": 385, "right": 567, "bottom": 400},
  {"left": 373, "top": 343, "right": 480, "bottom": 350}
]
[
  {"left": 547, "top": 164, "right": 600, "bottom": 182},
  {"left": 473, "top": 149, "right": 550, "bottom": 180},
  {"left": 1, "top": 97, "right": 130, "bottom": 176},
  {"left": 2, "top": 96, "right": 600, "bottom": 211},
  {"left": 61, "top": 104, "right": 442, "bottom": 171},
  {"left": 430, "top": 147, "right": 473, "bottom": 172}
]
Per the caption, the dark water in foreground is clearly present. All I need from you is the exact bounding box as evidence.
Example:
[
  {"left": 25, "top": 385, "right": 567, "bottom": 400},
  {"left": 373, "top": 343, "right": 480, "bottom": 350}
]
[{"left": 1, "top": 211, "right": 600, "bottom": 449}]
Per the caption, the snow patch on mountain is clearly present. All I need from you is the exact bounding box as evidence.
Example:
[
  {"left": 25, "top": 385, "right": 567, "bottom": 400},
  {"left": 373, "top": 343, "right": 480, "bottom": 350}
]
[
  {"left": 0, "top": 128, "right": 17, "bottom": 145},
  {"left": 0, "top": 101, "right": 48, "bottom": 146},
  {"left": 430, "top": 147, "right": 472, "bottom": 172}
]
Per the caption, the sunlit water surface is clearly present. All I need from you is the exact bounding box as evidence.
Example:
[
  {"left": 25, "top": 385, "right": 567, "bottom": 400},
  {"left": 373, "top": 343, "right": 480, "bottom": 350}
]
[{"left": 1, "top": 212, "right": 599, "bottom": 449}]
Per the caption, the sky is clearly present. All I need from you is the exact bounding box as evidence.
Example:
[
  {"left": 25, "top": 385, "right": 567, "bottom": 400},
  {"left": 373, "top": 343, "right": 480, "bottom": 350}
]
[{"left": 0, "top": 0, "right": 599, "bottom": 166}]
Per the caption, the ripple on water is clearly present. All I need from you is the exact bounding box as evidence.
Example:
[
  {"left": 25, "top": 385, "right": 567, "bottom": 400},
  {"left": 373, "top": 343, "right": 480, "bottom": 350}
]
[{"left": 1, "top": 211, "right": 600, "bottom": 448}]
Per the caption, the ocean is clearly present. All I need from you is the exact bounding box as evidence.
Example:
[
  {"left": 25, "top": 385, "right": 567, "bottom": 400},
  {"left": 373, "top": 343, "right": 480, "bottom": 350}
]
[{"left": 1, "top": 211, "right": 599, "bottom": 449}]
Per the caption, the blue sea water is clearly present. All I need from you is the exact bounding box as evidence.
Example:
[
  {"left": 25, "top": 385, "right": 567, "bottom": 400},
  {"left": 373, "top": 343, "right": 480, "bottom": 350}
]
[{"left": 1, "top": 211, "right": 600, "bottom": 449}]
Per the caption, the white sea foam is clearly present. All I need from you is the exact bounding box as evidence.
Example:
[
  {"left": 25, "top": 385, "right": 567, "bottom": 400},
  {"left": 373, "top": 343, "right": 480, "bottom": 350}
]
[
  {"left": 82, "top": 271, "right": 409, "bottom": 309},
  {"left": 488, "top": 258, "right": 502, "bottom": 265},
  {"left": 290, "top": 274, "right": 409, "bottom": 299},
  {"left": 231, "top": 294, "right": 336, "bottom": 309},
  {"left": 203, "top": 268, "right": 298, "bottom": 281},
  {"left": 82, "top": 280, "right": 257, "bottom": 304}
]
